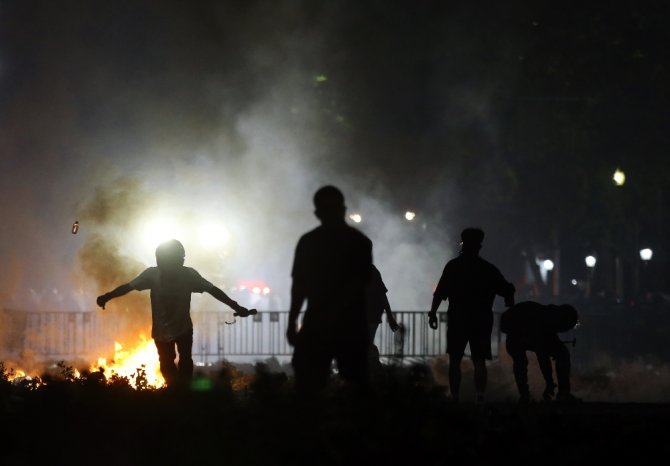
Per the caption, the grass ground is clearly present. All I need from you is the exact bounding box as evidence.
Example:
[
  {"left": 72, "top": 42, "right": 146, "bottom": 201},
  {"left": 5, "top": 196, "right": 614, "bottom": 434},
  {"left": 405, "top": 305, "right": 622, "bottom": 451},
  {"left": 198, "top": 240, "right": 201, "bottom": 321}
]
[{"left": 2, "top": 360, "right": 670, "bottom": 466}]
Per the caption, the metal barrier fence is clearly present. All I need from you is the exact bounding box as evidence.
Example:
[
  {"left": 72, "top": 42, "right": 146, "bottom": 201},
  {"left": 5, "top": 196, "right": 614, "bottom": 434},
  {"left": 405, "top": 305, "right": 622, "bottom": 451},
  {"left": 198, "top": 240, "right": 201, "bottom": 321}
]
[{"left": 2, "top": 310, "right": 506, "bottom": 365}]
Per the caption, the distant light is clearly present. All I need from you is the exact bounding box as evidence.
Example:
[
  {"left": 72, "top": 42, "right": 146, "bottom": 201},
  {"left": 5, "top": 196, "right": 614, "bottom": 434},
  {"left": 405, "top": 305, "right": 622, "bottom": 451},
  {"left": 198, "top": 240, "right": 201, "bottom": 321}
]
[
  {"left": 315, "top": 75, "right": 327, "bottom": 82},
  {"left": 585, "top": 255, "right": 597, "bottom": 268},
  {"left": 571, "top": 279, "right": 578, "bottom": 286},
  {"left": 197, "top": 221, "right": 231, "bottom": 248},
  {"left": 543, "top": 259, "right": 555, "bottom": 271},
  {"left": 349, "top": 213, "right": 362, "bottom": 223},
  {"left": 141, "top": 217, "right": 182, "bottom": 249},
  {"left": 404, "top": 211, "right": 416, "bottom": 221},
  {"left": 613, "top": 168, "right": 626, "bottom": 186},
  {"left": 252, "top": 287, "right": 261, "bottom": 294},
  {"left": 262, "top": 287, "right": 271, "bottom": 295},
  {"left": 640, "top": 248, "right": 653, "bottom": 261}
]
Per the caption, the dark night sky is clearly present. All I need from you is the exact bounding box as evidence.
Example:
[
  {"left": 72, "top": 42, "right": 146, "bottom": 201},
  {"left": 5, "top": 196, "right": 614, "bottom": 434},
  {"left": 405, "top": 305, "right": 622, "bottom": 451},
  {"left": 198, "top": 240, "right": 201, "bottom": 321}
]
[{"left": 1, "top": 0, "right": 669, "bottom": 311}]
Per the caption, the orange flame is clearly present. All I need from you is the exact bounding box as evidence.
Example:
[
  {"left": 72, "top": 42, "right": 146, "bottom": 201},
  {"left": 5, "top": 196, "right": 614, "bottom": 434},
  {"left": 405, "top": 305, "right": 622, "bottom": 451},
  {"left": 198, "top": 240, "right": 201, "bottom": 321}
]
[{"left": 91, "top": 334, "right": 165, "bottom": 388}]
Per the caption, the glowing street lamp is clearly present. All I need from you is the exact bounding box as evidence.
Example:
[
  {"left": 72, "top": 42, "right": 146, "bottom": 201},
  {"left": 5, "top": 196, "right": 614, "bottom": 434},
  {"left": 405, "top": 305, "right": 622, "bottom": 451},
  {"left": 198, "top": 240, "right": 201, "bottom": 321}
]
[
  {"left": 584, "top": 255, "right": 596, "bottom": 299},
  {"left": 638, "top": 248, "right": 653, "bottom": 296},
  {"left": 543, "top": 259, "right": 555, "bottom": 271},
  {"left": 404, "top": 211, "right": 416, "bottom": 221},
  {"left": 613, "top": 168, "right": 626, "bottom": 186}
]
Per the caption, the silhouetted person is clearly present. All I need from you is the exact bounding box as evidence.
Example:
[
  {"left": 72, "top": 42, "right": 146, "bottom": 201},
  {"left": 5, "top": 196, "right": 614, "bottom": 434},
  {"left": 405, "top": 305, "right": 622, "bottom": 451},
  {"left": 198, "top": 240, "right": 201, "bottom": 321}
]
[
  {"left": 500, "top": 301, "right": 581, "bottom": 403},
  {"left": 286, "top": 185, "right": 373, "bottom": 395},
  {"left": 96, "top": 239, "right": 254, "bottom": 389},
  {"left": 428, "top": 227, "right": 515, "bottom": 403},
  {"left": 366, "top": 264, "right": 399, "bottom": 372}
]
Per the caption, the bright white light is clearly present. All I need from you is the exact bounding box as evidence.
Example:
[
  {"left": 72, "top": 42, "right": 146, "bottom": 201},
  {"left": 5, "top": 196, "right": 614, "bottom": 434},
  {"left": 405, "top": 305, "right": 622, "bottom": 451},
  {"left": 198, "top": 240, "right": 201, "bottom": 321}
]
[
  {"left": 571, "top": 279, "right": 578, "bottom": 286},
  {"left": 252, "top": 287, "right": 261, "bottom": 294},
  {"left": 140, "top": 217, "right": 183, "bottom": 250},
  {"left": 197, "top": 221, "right": 231, "bottom": 248},
  {"left": 543, "top": 259, "right": 555, "bottom": 271},
  {"left": 613, "top": 168, "right": 626, "bottom": 186},
  {"left": 262, "top": 287, "right": 271, "bottom": 295},
  {"left": 640, "top": 248, "right": 653, "bottom": 261},
  {"left": 404, "top": 211, "right": 416, "bottom": 221},
  {"left": 349, "top": 213, "right": 362, "bottom": 223},
  {"left": 585, "top": 255, "right": 597, "bottom": 268}
]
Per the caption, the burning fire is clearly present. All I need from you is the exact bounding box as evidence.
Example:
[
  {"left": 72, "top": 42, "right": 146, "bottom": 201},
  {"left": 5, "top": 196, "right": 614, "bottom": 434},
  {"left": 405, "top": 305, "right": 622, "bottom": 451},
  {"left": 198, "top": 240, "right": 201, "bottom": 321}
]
[
  {"left": 91, "top": 334, "right": 165, "bottom": 388},
  {"left": 4, "top": 334, "right": 165, "bottom": 389}
]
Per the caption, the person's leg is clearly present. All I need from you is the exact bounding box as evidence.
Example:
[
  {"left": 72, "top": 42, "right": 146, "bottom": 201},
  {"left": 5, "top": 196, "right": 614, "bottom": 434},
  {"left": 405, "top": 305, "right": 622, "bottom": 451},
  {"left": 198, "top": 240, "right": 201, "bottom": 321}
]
[
  {"left": 446, "top": 317, "right": 467, "bottom": 401},
  {"left": 292, "top": 332, "right": 332, "bottom": 397},
  {"left": 367, "top": 322, "right": 382, "bottom": 372},
  {"left": 154, "top": 339, "right": 178, "bottom": 387},
  {"left": 470, "top": 314, "right": 493, "bottom": 403},
  {"left": 472, "top": 358, "right": 487, "bottom": 402},
  {"left": 175, "top": 330, "right": 194, "bottom": 386},
  {"left": 507, "top": 339, "right": 530, "bottom": 402},
  {"left": 337, "top": 326, "right": 370, "bottom": 395},
  {"left": 448, "top": 353, "right": 463, "bottom": 401}
]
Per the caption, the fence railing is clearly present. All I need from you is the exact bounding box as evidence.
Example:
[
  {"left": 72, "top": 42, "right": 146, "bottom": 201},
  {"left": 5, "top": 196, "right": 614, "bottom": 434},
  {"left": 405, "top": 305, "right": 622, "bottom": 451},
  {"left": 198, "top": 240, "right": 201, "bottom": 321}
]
[{"left": 2, "top": 310, "right": 506, "bottom": 365}]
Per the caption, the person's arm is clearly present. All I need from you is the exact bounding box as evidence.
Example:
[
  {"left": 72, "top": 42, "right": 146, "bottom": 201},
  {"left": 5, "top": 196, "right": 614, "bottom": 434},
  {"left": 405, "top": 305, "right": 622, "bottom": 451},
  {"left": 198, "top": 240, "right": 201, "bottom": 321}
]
[
  {"left": 286, "top": 280, "right": 306, "bottom": 346},
  {"left": 96, "top": 284, "right": 133, "bottom": 309},
  {"left": 208, "top": 286, "right": 254, "bottom": 317},
  {"left": 429, "top": 263, "right": 450, "bottom": 329},
  {"left": 428, "top": 295, "right": 442, "bottom": 329},
  {"left": 536, "top": 350, "right": 556, "bottom": 400},
  {"left": 494, "top": 270, "right": 516, "bottom": 306},
  {"left": 383, "top": 294, "right": 400, "bottom": 332}
]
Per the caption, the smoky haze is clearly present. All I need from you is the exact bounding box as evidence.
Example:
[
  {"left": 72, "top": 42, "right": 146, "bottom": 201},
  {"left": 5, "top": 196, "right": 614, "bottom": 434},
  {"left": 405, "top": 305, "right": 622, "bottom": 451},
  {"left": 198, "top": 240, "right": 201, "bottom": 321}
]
[{"left": 1, "top": 1, "right": 492, "bottom": 315}]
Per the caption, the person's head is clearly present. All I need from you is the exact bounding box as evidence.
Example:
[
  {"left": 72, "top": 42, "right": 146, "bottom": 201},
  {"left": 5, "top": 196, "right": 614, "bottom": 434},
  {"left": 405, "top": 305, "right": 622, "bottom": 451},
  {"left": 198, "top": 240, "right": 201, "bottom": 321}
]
[
  {"left": 460, "top": 227, "right": 484, "bottom": 254},
  {"left": 313, "top": 185, "right": 346, "bottom": 226},
  {"left": 547, "top": 304, "right": 579, "bottom": 332},
  {"left": 156, "top": 239, "right": 185, "bottom": 269}
]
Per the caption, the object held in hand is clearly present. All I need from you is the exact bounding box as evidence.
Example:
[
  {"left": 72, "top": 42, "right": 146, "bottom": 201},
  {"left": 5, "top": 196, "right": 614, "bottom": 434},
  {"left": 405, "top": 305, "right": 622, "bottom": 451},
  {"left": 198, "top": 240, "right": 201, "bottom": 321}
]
[{"left": 234, "top": 308, "right": 258, "bottom": 318}]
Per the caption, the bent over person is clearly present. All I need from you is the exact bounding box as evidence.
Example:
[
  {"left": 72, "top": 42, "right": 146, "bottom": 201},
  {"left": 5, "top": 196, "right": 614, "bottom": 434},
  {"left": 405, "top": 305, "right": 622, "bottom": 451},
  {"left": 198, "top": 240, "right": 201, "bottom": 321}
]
[
  {"left": 96, "top": 239, "right": 254, "bottom": 388},
  {"left": 500, "top": 301, "right": 581, "bottom": 403},
  {"left": 287, "top": 185, "right": 373, "bottom": 395},
  {"left": 428, "top": 227, "right": 515, "bottom": 403}
]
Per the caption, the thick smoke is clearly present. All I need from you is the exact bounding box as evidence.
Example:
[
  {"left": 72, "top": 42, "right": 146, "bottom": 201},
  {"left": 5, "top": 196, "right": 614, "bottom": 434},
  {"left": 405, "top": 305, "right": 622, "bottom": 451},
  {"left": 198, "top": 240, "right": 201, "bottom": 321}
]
[{"left": 2, "top": 1, "right": 667, "bottom": 403}]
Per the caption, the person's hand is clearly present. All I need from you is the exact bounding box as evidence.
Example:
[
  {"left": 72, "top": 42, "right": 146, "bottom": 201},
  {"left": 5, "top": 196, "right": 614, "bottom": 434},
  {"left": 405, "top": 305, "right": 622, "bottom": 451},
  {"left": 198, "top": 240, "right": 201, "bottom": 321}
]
[
  {"left": 286, "top": 321, "right": 298, "bottom": 346},
  {"left": 543, "top": 382, "right": 556, "bottom": 401},
  {"left": 428, "top": 312, "right": 438, "bottom": 329},
  {"left": 96, "top": 294, "right": 108, "bottom": 310},
  {"left": 234, "top": 305, "right": 257, "bottom": 318},
  {"left": 389, "top": 319, "right": 400, "bottom": 333}
]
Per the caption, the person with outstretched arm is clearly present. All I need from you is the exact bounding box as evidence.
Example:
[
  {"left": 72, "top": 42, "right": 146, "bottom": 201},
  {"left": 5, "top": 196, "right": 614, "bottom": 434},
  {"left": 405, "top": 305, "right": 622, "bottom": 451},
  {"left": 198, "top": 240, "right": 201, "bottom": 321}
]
[{"left": 97, "top": 239, "right": 255, "bottom": 388}]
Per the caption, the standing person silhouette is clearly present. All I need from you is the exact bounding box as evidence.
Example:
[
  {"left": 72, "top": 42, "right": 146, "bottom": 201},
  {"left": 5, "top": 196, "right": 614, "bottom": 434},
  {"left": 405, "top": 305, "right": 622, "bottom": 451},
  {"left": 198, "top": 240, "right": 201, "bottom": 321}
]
[
  {"left": 428, "top": 228, "right": 515, "bottom": 403},
  {"left": 96, "top": 239, "right": 255, "bottom": 388},
  {"left": 286, "top": 185, "right": 373, "bottom": 396},
  {"left": 366, "top": 264, "right": 400, "bottom": 373}
]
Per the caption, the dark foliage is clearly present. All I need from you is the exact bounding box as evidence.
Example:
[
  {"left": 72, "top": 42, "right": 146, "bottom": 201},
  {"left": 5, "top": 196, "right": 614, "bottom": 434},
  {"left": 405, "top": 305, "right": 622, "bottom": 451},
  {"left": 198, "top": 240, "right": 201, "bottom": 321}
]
[{"left": 1, "top": 359, "right": 670, "bottom": 466}]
